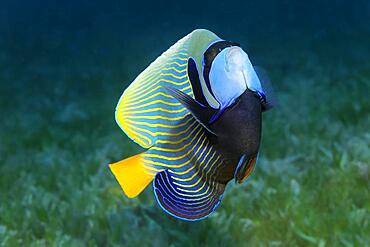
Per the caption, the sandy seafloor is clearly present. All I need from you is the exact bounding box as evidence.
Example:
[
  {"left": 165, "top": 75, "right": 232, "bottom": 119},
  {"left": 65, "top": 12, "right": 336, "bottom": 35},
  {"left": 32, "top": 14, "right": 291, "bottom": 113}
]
[{"left": 0, "top": 1, "right": 369, "bottom": 246}]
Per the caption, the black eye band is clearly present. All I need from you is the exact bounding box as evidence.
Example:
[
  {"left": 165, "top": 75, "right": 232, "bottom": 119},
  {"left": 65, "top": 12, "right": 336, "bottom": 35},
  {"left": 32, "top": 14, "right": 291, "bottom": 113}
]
[{"left": 203, "top": 41, "right": 240, "bottom": 99}]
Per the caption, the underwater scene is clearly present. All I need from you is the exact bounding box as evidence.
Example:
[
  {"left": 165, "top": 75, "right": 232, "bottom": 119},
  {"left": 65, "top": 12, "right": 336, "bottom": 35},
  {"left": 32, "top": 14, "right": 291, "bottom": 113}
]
[{"left": 0, "top": 0, "right": 369, "bottom": 246}]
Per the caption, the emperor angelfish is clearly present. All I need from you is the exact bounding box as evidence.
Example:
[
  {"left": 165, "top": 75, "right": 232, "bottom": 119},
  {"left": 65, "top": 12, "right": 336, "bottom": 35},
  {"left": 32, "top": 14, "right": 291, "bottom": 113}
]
[{"left": 110, "top": 29, "right": 275, "bottom": 221}]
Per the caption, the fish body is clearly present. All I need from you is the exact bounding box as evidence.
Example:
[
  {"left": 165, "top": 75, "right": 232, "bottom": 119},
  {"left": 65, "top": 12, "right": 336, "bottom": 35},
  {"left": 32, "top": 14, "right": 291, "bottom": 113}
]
[
  {"left": 110, "top": 29, "right": 273, "bottom": 221},
  {"left": 209, "top": 90, "right": 262, "bottom": 183}
]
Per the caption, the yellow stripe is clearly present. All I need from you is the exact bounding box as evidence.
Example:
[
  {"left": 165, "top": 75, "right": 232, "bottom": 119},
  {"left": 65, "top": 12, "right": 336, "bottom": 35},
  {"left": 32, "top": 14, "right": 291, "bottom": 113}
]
[
  {"left": 160, "top": 78, "right": 189, "bottom": 85},
  {"left": 157, "top": 56, "right": 188, "bottom": 62},
  {"left": 175, "top": 52, "right": 189, "bottom": 57},
  {"left": 125, "top": 116, "right": 193, "bottom": 129},
  {"left": 171, "top": 144, "right": 213, "bottom": 181},
  {"left": 176, "top": 183, "right": 217, "bottom": 200},
  {"left": 126, "top": 77, "right": 190, "bottom": 102},
  {"left": 134, "top": 65, "right": 184, "bottom": 84},
  {"left": 130, "top": 60, "right": 188, "bottom": 86},
  {"left": 121, "top": 47, "right": 188, "bottom": 96},
  {"left": 151, "top": 126, "right": 202, "bottom": 152},
  {"left": 122, "top": 106, "right": 188, "bottom": 115},
  {"left": 166, "top": 61, "right": 186, "bottom": 67},
  {"left": 145, "top": 132, "right": 205, "bottom": 160},
  {"left": 162, "top": 66, "right": 187, "bottom": 74},
  {"left": 125, "top": 84, "right": 191, "bottom": 103},
  {"left": 176, "top": 155, "right": 222, "bottom": 193},
  {"left": 116, "top": 113, "right": 151, "bottom": 147},
  {"left": 139, "top": 52, "right": 188, "bottom": 72},
  {"left": 168, "top": 151, "right": 220, "bottom": 200},
  {"left": 128, "top": 77, "right": 189, "bottom": 96},
  {"left": 125, "top": 113, "right": 190, "bottom": 121},
  {"left": 125, "top": 85, "right": 162, "bottom": 103},
  {"left": 124, "top": 82, "right": 192, "bottom": 103},
  {"left": 174, "top": 156, "right": 222, "bottom": 198},
  {"left": 170, "top": 55, "right": 188, "bottom": 61},
  {"left": 129, "top": 59, "right": 188, "bottom": 89},
  {"left": 161, "top": 72, "right": 188, "bottom": 79},
  {"left": 174, "top": 151, "right": 220, "bottom": 188},
  {"left": 177, "top": 156, "right": 219, "bottom": 193},
  {"left": 123, "top": 99, "right": 181, "bottom": 111},
  {"left": 142, "top": 134, "right": 207, "bottom": 169},
  {"left": 125, "top": 119, "right": 198, "bottom": 138},
  {"left": 128, "top": 74, "right": 160, "bottom": 92},
  {"left": 144, "top": 130, "right": 205, "bottom": 161},
  {"left": 155, "top": 123, "right": 200, "bottom": 144},
  {"left": 173, "top": 175, "right": 203, "bottom": 188},
  {"left": 123, "top": 122, "right": 153, "bottom": 146},
  {"left": 170, "top": 150, "right": 216, "bottom": 176},
  {"left": 123, "top": 92, "right": 174, "bottom": 108}
]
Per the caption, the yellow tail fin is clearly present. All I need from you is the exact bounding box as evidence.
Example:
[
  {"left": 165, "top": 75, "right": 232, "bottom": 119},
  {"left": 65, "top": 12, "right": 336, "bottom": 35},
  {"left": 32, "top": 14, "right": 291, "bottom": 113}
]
[{"left": 109, "top": 153, "right": 154, "bottom": 198}]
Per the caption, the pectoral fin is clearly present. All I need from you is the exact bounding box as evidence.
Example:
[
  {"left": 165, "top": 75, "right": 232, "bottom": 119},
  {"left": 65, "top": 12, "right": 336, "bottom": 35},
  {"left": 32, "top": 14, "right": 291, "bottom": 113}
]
[
  {"left": 234, "top": 154, "right": 258, "bottom": 184},
  {"left": 164, "top": 86, "right": 217, "bottom": 134}
]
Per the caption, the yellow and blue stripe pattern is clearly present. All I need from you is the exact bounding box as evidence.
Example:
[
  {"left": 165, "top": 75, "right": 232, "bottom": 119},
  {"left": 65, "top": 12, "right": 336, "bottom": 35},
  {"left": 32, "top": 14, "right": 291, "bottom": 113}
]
[{"left": 114, "top": 29, "right": 226, "bottom": 220}]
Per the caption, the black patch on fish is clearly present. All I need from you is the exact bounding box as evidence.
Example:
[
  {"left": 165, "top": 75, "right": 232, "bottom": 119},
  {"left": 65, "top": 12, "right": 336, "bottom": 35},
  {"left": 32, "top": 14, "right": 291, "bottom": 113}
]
[
  {"left": 210, "top": 90, "right": 262, "bottom": 184},
  {"left": 187, "top": 58, "right": 209, "bottom": 107},
  {"left": 203, "top": 41, "right": 240, "bottom": 98},
  {"left": 166, "top": 87, "right": 263, "bottom": 185}
]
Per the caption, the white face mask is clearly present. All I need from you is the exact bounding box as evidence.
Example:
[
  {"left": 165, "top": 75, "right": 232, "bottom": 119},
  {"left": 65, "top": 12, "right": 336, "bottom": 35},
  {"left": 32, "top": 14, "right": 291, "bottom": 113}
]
[{"left": 209, "top": 46, "right": 264, "bottom": 109}]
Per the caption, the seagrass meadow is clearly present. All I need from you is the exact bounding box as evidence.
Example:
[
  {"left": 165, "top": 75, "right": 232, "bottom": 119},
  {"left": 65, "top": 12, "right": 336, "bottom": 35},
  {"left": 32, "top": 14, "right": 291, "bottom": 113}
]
[{"left": 0, "top": 1, "right": 369, "bottom": 246}]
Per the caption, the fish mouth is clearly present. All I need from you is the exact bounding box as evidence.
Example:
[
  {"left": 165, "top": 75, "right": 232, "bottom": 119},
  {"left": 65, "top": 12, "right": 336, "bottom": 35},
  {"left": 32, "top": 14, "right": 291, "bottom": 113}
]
[{"left": 234, "top": 154, "right": 258, "bottom": 184}]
